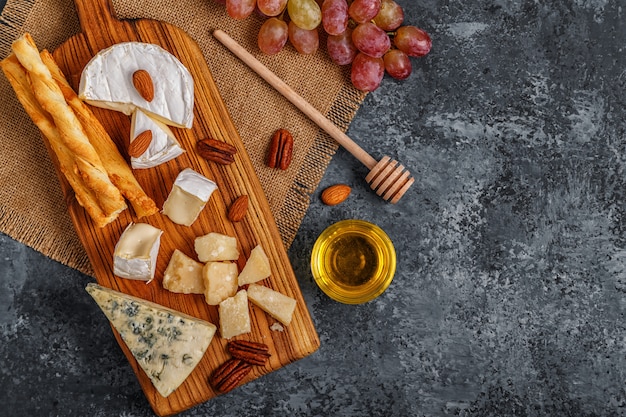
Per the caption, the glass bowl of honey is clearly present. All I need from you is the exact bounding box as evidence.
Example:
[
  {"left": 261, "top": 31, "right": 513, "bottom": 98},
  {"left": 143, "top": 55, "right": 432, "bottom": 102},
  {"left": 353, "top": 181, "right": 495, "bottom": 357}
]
[{"left": 310, "top": 219, "right": 396, "bottom": 304}]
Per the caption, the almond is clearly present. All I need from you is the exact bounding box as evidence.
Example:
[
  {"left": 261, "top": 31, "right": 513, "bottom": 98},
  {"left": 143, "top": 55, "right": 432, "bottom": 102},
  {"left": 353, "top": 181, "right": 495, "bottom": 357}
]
[
  {"left": 321, "top": 184, "right": 351, "bottom": 206},
  {"left": 128, "top": 130, "right": 153, "bottom": 158},
  {"left": 227, "top": 195, "right": 249, "bottom": 222},
  {"left": 132, "top": 69, "right": 154, "bottom": 102}
]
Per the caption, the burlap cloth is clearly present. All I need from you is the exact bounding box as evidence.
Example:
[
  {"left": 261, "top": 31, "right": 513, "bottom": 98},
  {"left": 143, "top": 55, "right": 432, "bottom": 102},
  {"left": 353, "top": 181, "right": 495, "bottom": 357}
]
[{"left": 0, "top": 0, "right": 366, "bottom": 275}]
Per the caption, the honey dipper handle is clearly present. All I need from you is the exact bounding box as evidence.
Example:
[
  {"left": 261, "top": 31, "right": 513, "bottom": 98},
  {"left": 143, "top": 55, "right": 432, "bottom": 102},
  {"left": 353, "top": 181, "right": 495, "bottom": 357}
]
[{"left": 213, "top": 29, "right": 378, "bottom": 170}]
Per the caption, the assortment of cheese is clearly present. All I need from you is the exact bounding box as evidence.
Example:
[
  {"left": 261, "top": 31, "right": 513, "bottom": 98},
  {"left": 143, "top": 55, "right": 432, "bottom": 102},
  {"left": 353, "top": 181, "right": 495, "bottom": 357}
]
[{"left": 2, "top": 34, "right": 299, "bottom": 399}]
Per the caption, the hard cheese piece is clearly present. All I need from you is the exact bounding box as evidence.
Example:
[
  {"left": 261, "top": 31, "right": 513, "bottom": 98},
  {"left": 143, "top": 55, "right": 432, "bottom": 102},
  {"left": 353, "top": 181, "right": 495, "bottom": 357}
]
[
  {"left": 247, "top": 284, "right": 297, "bottom": 326},
  {"left": 85, "top": 283, "right": 216, "bottom": 398},
  {"left": 129, "top": 109, "right": 184, "bottom": 169},
  {"left": 113, "top": 222, "right": 162, "bottom": 281},
  {"left": 237, "top": 244, "right": 271, "bottom": 286},
  {"left": 162, "top": 249, "right": 204, "bottom": 294},
  {"left": 162, "top": 168, "right": 217, "bottom": 226},
  {"left": 203, "top": 261, "right": 238, "bottom": 305},
  {"left": 78, "top": 42, "right": 194, "bottom": 128},
  {"left": 194, "top": 232, "right": 239, "bottom": 263},
  {"left": 219, "top": 289, "right": 251, "bottom": 339}
]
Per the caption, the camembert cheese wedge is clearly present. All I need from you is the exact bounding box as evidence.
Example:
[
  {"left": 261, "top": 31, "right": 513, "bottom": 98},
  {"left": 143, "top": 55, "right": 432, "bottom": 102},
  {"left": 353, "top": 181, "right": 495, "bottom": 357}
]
[
  {"left": 78, "top": 42, "right": 194, "bottom": 129},
  {"left": 85, "top": 283, "right": 217, "bottom": 398},
  {"left": 129, "top": 109, "right": 184, "bottom": 169},
  {"left": 162, "top": 168, "right": 217, "bottom": 226},
  {"left": 113, "top": 223, "right": 163, "bottom": 281}
]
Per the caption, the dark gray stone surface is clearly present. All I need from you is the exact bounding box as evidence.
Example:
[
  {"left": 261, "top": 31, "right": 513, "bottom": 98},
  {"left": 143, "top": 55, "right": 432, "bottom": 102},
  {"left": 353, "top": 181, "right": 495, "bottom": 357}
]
[{"left": 2, "top": 1, "right": 625, "bottom": 416}]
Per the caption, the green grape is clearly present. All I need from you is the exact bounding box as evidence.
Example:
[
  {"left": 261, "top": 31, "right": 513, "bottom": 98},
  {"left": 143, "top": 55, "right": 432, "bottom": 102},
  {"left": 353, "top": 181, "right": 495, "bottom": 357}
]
[{"left": 288, "top": 0, "right": 323, "bottom": 30}]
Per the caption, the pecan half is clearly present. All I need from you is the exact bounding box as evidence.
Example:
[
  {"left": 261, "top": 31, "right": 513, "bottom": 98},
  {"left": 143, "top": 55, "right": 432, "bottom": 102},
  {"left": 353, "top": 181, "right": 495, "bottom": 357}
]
[
  {"left": 266, "top": 128, "right": 293, "bottom": 170},
  {"left": 197, "top": 138, "right": 237, "bottom": 165},
  {"left": 227, "top": 340, "right": 271, "bottom": 366},
  {"left": 209, "top": 358, "right": 252, "bottom": 393}
]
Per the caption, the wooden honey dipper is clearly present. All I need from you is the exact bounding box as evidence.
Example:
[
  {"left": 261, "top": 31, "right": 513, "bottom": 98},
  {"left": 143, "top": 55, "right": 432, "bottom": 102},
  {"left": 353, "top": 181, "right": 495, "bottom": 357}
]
[{"left": 213, "top": 29, "right": 415, "bottom": 204}]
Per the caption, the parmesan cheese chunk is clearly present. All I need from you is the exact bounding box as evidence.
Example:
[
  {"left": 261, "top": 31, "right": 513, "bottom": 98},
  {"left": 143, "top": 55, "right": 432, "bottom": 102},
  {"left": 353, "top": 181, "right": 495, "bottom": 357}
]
[
  {"left": 247, "top": 284, "right": 297, "bottom": 326},
  {"left": 162, "top": 249, "right": 204, "bottom": 294},
  {"left": 219, "top": 290, "right": 251, "bottom": 339},
  {"left": 237, "top": 244, "right": 271, "bottom": 286},
  {"left": 194, "top": 232, "right": 239, "bottom": 262},
  {"left": 203, "top": 261, "right": 238, "bottom": 305}
]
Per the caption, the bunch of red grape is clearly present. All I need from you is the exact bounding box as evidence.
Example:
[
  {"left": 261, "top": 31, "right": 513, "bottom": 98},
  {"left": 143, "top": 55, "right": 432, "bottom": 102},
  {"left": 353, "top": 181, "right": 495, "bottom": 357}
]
[{"left": 215, "top": 0, "right": 432, "bottom": 92}]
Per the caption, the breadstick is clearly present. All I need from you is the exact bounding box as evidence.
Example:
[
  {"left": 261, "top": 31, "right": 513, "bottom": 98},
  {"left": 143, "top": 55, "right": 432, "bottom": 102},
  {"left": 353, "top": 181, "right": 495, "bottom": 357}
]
[
  {"left": 10, "top": 33, "right": 127, "bottom": 218},
  {"left": 0, "top": 54, "right": 118, "bottom": 227},
  {"left": 40, "top": 50, "right": 159, "bottom": 218}
]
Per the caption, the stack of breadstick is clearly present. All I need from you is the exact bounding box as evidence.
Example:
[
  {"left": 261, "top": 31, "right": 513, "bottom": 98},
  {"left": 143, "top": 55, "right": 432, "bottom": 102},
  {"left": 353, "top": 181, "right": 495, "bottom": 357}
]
[{"left": 1, "top": 33, "right": 158, "bottom": 227}]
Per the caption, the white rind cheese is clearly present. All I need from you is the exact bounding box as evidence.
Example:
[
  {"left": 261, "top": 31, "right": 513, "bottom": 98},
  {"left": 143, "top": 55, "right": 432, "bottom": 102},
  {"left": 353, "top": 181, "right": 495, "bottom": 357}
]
[
  {"left": 113, "top": 223, "right": 163, "bottom": 281},
  {"left": 85, "top": 283, "right": 217, "bottom": 398},
  {"left": 78, "top": 42, "right": 194, "bottom": 128},
  {"left": 162, "top": 168, "right": 217, "bottom": 226},
  {"left": 130, "top": 109, "right": 184, "bottom": 169}
]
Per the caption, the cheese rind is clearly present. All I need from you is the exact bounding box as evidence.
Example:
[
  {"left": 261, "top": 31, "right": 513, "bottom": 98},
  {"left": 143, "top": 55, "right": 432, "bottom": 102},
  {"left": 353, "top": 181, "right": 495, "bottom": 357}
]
[
  {"left": 113, "top": 222, "right": 162, "bottom": 281},
  {"left": 162, "top": 168, "right": 217, "bottom": 226},
  {"left": 130, "top": 109, "right": 184, "bottom": 169},
  {"left": 78, "top": 42, "right": 194, "bottom": 128},
  {"left": 194, "top": 232, "right": 239, "bottom": 262},
  {"left": 203, "top": 261, "right": 238, "bottom": 305},
  {"left": 237, "top": 244, "right": 271, "bottom": 286},
  {"left": 247, "top": 284, "right": 297, "bottom": 326},
  {"left": 85, "top": 283, "right": 216, "bottom": 398},
  {"left": 162, "top": 249, "right": 205, "bottom": 294},
  {"left": 218, "top": 290, "right": 251, "bottom": 339}
]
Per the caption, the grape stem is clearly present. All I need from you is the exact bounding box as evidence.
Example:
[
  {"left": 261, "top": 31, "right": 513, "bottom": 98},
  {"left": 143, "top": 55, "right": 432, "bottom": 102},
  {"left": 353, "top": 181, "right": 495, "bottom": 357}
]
[{"left": 213, "top": 29, "right": 378, "bottom": 170}]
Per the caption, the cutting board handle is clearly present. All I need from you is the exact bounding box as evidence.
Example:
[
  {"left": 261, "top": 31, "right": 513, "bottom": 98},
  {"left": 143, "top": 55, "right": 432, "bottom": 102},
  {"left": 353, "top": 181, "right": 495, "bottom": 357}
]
[{"left": 74, "top": 0, "right": 122, "bottom": 34}]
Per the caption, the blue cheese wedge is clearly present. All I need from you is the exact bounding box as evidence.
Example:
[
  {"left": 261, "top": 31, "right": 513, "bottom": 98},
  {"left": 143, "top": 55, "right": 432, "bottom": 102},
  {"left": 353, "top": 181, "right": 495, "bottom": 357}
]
[
  {"left": 85, "top": 283, "right": 216, "bottom": 398},
  {"left": 113, "top": 223, "right": 163, "bottom": 281},
  {"left": 78, "top": 42, "right": 194, "bottom": 128},
  {"left": 162, "top": 168, "right": 217, "bottom": 226},
  {"left": 130, "top": 109, "right": 184, "bottom": 169}
]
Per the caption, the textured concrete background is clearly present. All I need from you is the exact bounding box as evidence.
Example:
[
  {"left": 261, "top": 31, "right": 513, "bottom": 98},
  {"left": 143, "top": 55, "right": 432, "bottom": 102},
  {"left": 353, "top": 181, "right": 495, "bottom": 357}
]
[{"left": 2, "top": 1, "right": 625, "bottom": 416}]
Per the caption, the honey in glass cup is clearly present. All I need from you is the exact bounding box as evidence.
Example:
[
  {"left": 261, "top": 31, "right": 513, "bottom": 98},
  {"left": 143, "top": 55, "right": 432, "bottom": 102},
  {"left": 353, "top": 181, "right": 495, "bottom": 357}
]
[{"left": 310, "top": 219, "right": 396, "bottom": 304}]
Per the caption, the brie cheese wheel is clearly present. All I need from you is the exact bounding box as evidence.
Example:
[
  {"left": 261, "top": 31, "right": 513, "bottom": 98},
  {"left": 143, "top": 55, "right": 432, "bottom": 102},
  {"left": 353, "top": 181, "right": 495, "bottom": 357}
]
[
  {"left": 162, "top": 168, "right": 217, "bottom": 226},
  {"left": 85, "top": 283, "right": 217, "bottom": 398},
  {"left": 113, "top": 222, "right": 163, "bottom": 281},
  {"left": 79, "top": 42, "right": 194, "bottom": 128},
  {"left": 130, "top": 109, "right": 184, "bottom": 169}
]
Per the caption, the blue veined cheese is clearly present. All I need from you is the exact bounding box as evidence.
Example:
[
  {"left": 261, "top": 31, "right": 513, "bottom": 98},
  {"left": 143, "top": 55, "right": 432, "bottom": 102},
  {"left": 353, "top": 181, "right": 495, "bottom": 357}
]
[
  {"left": 162, "top": 168, "right": 217, "bottom": 226},
  {"left": 113, "top": 223, "right": 163, "bottom": 281},
  {"left": 85, "top": 283, "right": 216, "bottom": 398},
  {"left": 78, "top": 42, "right": 194, "bottom": 129},
  {"left": 130, "top": 109, "right": 184, "bottom": 169}
]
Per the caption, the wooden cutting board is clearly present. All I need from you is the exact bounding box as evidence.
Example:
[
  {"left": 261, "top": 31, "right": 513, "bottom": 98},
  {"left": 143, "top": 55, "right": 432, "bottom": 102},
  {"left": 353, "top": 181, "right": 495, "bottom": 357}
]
[{"left": 49, "top": 0, "right": 320, "bottom": 415}]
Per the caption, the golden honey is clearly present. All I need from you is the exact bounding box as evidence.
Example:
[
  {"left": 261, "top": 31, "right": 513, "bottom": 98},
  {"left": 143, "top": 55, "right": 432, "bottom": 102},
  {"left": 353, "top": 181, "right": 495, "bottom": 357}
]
[{"left": 310, "top": 220, "right": 396, "bottom": 304}]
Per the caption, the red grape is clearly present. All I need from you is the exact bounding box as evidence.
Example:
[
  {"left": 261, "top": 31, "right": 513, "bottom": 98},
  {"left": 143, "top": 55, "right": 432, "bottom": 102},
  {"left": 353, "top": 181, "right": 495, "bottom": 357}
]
[
  {"left": 226, "top": 0, "right": 256, "bottom": 19},
  {"left": 394, "top": 25, "right": 432, "bottom": 57},
  {"left": 321, "top": 0, "right": 349, "bottom": 36},
  {"left": 352, "top": 22, "right": 391, "bottom": 58},
  {"left": 257, "top": 0, "right": 288, "bottom": 16},
  {"left": 373, "top": 0, "right": 404, "bottom": 31},
  {"left": 351, "top": 52, "right": 384, "bottom": 91},
  {"left": 258, "top": 17, "right": 289, "bottom": 55},
  {"left": 348, "top": 0, "right": 381, "bottom": 24},
  {"left": 289, "top": 21, "right": 320, "bottom": 54},
  {"left": 326, "top": 29, "right": 358, "bottom": 65},
  {"left": 383, "top": 49, "right": 411, "bottom": 79}
]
